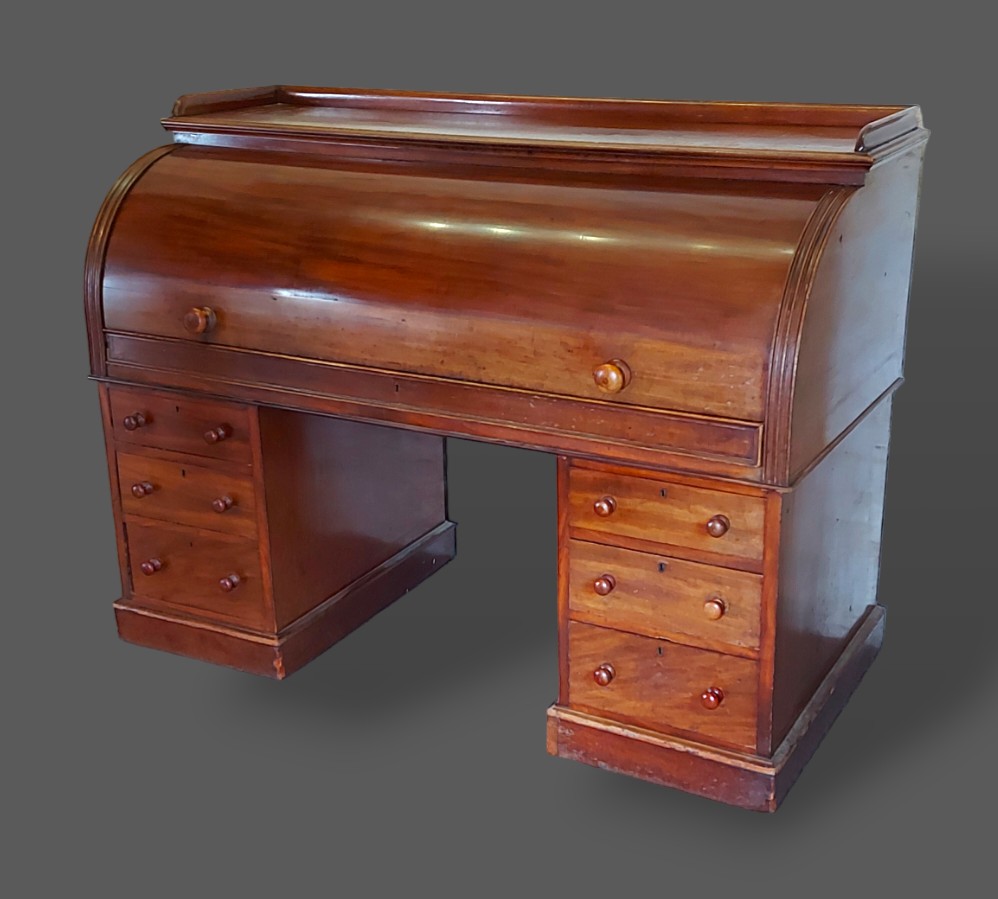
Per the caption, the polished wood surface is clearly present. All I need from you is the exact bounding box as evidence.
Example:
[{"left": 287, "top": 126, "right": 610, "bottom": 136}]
[
  {"left": 125, "top": 518, "right": 267, "bottom": 631},
  {"left": 108, "top": 385, "right": 252, "bottom": 463},
  {"left": 256, "top": 407, "right": 447, "bottom": 630},
  {"left": 115, "top": 522, "right": 456, "bottom": 680},
  {"left": 117, "top": 451, "right": 258, "bottom": 538},
  {"left": 567, "top": 620, "right": 758, "bottom": 752},
  {"left": 548, "top": 605, "right": 884, "bottom": 812},
  {"left": 567, "top": 539, "right": 762, "bottom": 654},
  {"left": 105, "top": 331, "right": 763, "bottom": 476},
  {"left": 567, "top": 466, "right": 766, "bottom": 564},
  {"left": 769, "top": 400, "right": 893, "bottom": 750},
  {"left": 102, "top": 147, "right": 819, "bottom": 423},
  {"left": 164, "top": 86, "right": 922, "bottom": 185},
  {"left": 86, "top": 86, "right": 928, "bottom": 810},
  {"left": 783, "top": 144, "right": 925, "bottom": 482}
]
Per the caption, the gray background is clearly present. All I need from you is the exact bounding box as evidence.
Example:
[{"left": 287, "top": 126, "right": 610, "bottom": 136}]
[{"left": 5, "top": 2, "right": 993, "bottom": 894}]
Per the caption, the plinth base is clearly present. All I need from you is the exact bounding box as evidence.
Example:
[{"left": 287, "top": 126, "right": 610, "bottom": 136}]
[
  {"left": 547, "top": 604, "right": 885, "bottom": 811},
  {"left": 115, "top": 521, "right": 456, "bottom": 679}
]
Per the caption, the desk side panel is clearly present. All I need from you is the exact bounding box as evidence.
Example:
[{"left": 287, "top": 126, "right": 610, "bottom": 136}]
[
  {"left": 256, "top": 408, "right": 448, "bottom": 630},
  {"left": 781, "top": 143, "right": 926, "bottom": 482},
  {"left": 771, "top": 399, "right": 891, "bottom": 748}
]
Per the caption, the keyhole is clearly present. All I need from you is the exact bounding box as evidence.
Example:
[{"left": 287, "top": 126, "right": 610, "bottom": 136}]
[{"left": 658, "top": 561, "right": 667, "bottom": 573}]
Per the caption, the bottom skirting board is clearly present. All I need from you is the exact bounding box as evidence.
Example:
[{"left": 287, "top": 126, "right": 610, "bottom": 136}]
[
  {"left": 114, "top": 521, "right": 457, "bottom": 679},
  {"left": 547, "top": 603, "right": 885, "bottom": 811}
]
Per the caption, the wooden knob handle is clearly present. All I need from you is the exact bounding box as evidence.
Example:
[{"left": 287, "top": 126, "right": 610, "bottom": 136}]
[
  {"left": 219, "top": 574, "right": 242, "bottom": 592},
  {"left": 593, "top": 663, "right": 616, "bottom": 687},
  {"left": 204, "top": 424, "right": 232, "bottom": 444},
  {"left": 593, "top": 495, "right": 617, "bottom": 517},
  {"left": 701, "top": 687, "right": 724, "bottom": 710},
  {"left": 122, "top": 412, "right": 147, "bottom": 431},
  {"left": 706, "top": 514, "right": 730, "bottom": 538},
  {"left": 704, "top": 597, "right": 726, "bottom": 620},
  {"left": 130, "top": 482, "right": 155, "bottom": 498},
  {"left": 183, "top": 305, "right": 217, "bottom": 335},
  {"left": 212, "top": 495, "right": 234, "bottom": 513},
  {"left": 593, "top": 574, "right": 616, "bottom": 596},
  {"left": 593, "top": 360, "right": 631, "bottom": 394},
  {"left": 139, "top": 558, "right": 162, "bottom": 576}
]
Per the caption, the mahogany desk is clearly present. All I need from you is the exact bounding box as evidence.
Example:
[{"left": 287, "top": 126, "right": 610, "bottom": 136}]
[{"left": 85, "top": 86, "right": 928, "bottom": 810}]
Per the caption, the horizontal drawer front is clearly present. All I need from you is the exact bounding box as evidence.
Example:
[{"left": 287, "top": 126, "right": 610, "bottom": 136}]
[
  {"left": 108, "top": 385, "right": 252, "bottom": 464},
  {"left": 568, "top": 620, "right": 758, "bottom": 751},
  {"left": 105, "top": 334, "right": 763, "bottom": 468},
  {"left": 568, "top": 540, "right": 762, "bottom": 652},
  {"left": 568, "top": 467, "right": 765, "bottom": 564},
  {"left": 126, "top": 519, "right": 268, "bottom": 631},
  {"left": 118, "top": 452, "right": 257, "bottom": 539}
]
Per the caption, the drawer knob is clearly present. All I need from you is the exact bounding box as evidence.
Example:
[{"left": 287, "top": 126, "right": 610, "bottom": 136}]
[
  {"left": 593, "top": 574, "right": 616, "bottom": 596},
  {"left": 593, "top": 360, "right": 630, "bottom": 394},
  {"left": 700, "top": 687, "right": 724, "bottom": 710},
  {"left": 704, "top": 597, "right": 726, "bottom": 620},
  {"left": 204, "top": 424, "right": 232, "bottom": 444},
  {"left": 706, "top": 514, "right": 730, "bottom": 538},
  {"left": 211, "top": 495, "right": 235, "bottom": 513},
  {"left": 122, "top": 412, "right": 147, "bottom": 431},
  {"left": 593, "top": 663, "right": 616, "bottom": 687},
  {"left": 130, "top": 481, "right": 155, "bottom": 498},
  {"left": 593, "top": 495, "right": 617, "bottom": 517},
  {"left": 219, "top": 574, "right": 242, "bottom": 592},
  {"left": 183, "top": 305, "right": 217, "bottom": 335},
  {"left": 139, "top": 558, "right": 162, "bottom": 576}
]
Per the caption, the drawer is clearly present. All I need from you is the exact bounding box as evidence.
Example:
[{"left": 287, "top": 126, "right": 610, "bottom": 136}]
[
  {"left": 568, "top": 540, "right": 762, "bottom": 652},
  {"left": 567, "top": 466, "right": 765, "bottom": 564},
  {"left": 108, "top": 385, "right": 253, "bottom": 464},
  {"left": 568, "top": 621, "right": 758, "bottom": 751},
  {"left": 118, "top": 452, "right": 258, "bottom": 539},
  {"left": 126, "top": 519, "right": 269, "bottom": 631}
]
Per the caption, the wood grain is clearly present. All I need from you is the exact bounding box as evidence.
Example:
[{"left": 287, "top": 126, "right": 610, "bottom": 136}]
[
  {"left": 567, "top": 620, "right": 759, "bottom": 752},
  {"left": 85, "top": 87, "right": 928, "bottom": 809},
  {"left": 567, "top": 539, "right": 762, "bottom": 654},
  {"left": 256, "top": 407, "right": 449, "bottom": 630},
  {"left": 103, "top": 334, "right": 763, "bottom": 474},
  {"left": 114, "top": 521, "right": 457, "bottom": 679},
  {"left": 108, "top": 385, "right": 252, "bottom": 464},
  {"left": 567, "top": 465, "right": 765, "bottom": 564},
  {"left": 784, "top": 143, "right": 926, "bottom": 481},
  {"left": 548, "top": 605, "right": 885, "bottom": 811},
  {"left": 117, "top": 450, "right": 258, "bottom": 539},
  {"left": 771, "top": 399, "right": 892, "bottom": 747},
  {"left": 163, "top": 86, "right": 923, "bottom": 183},
  {"left": 102, "top": 147, "right": 819, "bottom": 422},
  {"left": 124, "top": 517, "right": 268, "bottom": 631}
]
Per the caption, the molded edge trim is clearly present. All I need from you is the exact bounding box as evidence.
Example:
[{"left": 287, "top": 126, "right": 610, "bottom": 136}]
[
  {"left": 114, "top": 520, "right": 456, "bottom": 679},
  {"left": 547, "top": 604, "right": 884, "bottom": 811},
  {"left": 83, "top": 145, "right": 176, "bottom": 377},
  {"left": 763, "top": 187, "right": 854, "bottom": 484}
]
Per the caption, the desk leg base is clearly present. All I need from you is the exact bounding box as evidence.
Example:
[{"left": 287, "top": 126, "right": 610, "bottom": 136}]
[
  {"left": 547, "top": 603, "right": 885, "bottom": 811},
  {"left": 114, "top": 520, "right": 457, "bottom": 679}
]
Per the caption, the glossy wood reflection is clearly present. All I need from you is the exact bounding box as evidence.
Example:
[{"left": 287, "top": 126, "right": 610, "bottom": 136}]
[{"left": 87, "top": 86, "right": 927, "bottom": 811}]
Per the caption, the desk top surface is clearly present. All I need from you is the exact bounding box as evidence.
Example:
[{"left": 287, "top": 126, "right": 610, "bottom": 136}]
[{"left": 163, "top": 86, "right": 922, "bottom": 181}]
